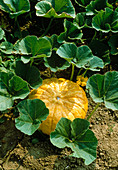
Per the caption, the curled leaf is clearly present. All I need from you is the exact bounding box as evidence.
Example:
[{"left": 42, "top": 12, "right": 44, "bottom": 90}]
[
  {"left": 92, "top": 8, "right": 118, "bottom": 33},
  {"left": 35, "top": 0, "right": 75, "bottom": 18}
]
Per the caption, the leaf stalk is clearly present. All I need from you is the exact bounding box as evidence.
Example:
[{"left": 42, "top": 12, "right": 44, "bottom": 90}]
[
  {"left": 87, "top": 103, "right": 100, "bottom": 120},
  {"left": 70, "top": 63, "right": 75, "bottom": 81}
]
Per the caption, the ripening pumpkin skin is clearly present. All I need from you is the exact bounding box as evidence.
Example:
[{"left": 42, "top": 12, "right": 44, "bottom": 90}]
[{"left": 29, "top": 78, "right": 88, "bottom": 135}]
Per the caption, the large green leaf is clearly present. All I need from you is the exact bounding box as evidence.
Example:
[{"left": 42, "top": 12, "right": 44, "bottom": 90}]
[
  {"left": 58, "top": 19, "right": 83, "bottom": 43},
  {"left": 56, "top": 43, "right": 77, "bottom": 63},
  {"left": 84, "top": 56, "right": 104, "bottom": 71},
  {"left": 73, "top": 12, "right": 93, "bottom": 28},
  {"left": 17, "top": 35, "right": 52, "bottom": 58},
  {"left": 0, "top": 70, "right": 30, "bottom": 111},
  {"left": 86, "top": 0, "right": 108, "bottom": 15},
  {"left": 57, "top": 43, "right": 104, "bottom": 70},
  {"left": 13, "top": 61, "right": 42, "bottom": 89},
  {"left": 44, "top": 34, "right": 60, "bottom": 50},
  {"left": 73, "top": 13, "right": 87, "bottom": 28},
  {"left": 75, "top": 46, "right": 103, "bottom": 69},
  {"left": 86, "top": 71, "right": 118, "bottom": 110},
  {"left": 9, "top": 75, "right": 30, "bottom": 100},
  {"left": 0, "top": 28, "right": 5, "bottom": 40},
  {"left": 50, "top": 118, "right": 98, "bottom": 165},
  {"left": 108, "top": 34, "right": 118, "bottom": 55},
  {"left": 44, "top": 34, "right": 70, "bottom": 72},
  {"left": 89, "top": 40, "right": 110, "bottom": 65},
  {"left": 0, "top": 0, "right": 30, "bottom": 18},
  {"left": 75, "top": 0, "right": 91, "bottom": 7},
  {"left": 0, "top": 41, "right": 14, "bottom": 54},
  {"left": 92, "top": 8, "right": 118, "bottom": 33},
  {"left": 44, "top": 51, "right": 70, "bottom": 72},
  {"left": 35, "top": 0, "right": 75, "bottom": 18},
  {"left": 0, "top": 78, "right": 13, "bottom": 111},
  {"left": 15, "top": 99, "right": 49, "bottom": 135}
]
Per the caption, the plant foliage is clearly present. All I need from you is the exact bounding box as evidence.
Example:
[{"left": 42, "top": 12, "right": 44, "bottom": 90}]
[
  {"left": 86, "top": 71, "right": 118, "bottom": 110},
  {"left": 15, "top": 99, "right": 49, "bottom": 135},
  {"left": 0, "top": 0, "right": 30, "bottom": 18},
  {"left": 50, "top": 118, "right": 98, "bottom": 165},
  {"left": 35, "top": 0, "right": 75, "bottom": 18}
]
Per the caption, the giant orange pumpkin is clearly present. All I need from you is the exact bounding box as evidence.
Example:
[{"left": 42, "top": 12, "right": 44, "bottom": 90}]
[{"left": 29, "top": 78, "right": 88, "bottom": 135}]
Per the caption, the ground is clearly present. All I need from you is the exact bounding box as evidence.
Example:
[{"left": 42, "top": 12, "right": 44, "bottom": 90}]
[{"left": 0, "top": 96, "right": 118, "bottom": 170}]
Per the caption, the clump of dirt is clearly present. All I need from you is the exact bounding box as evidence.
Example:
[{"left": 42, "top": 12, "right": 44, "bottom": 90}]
[{"left": 0, "top": 97, "right": 118, "bottom": 170}]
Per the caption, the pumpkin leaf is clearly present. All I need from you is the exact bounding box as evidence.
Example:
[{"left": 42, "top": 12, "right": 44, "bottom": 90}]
[
  {"left": 57, "top": 43, "right": 104, "bottom": 70},
  {"left": 92, "top": 8, "right": 118, "bottom": 33},
  {"left": 108, "top": 34, "right": 118, "bottom": 55},
  {"left": 73, "top": 12, "right": 93, "bottom": 28},
  {"left": 0, "top": 70, "right": 30, "bottom": 111},
  {"left": 86, "top": 0, "right": 109, "bottom": 15},
  {"left": 44, "top": 51, "right": 70, "bottom": 72},
  {"left": 56, "top": 43, "right": 77, "bottom": 63},
  {"left": 75, "top": 0, "right": 91, "bottom": 8},
  {"left": 0, "top": 41, "right": 14, "bottom": 54},
  {"left": 44, "top": 34, "right": 60, "bottom": 50},
  {"left": 86, "top": 71, "right": 118, "bottom": 110},
  {"left": 0, "top": 0, "right": 30, "bottom": 18},
  {"left": 15, "top": 99, "right": 49, "bottom": 135},
  {"left": 89, "top": 40, "right": 110, "bottom": 65},
  {"left": 84, "top": 56, "right": 104, "bottom": 71},
  {"left": 14, "top": 61, "right": 42, "bottom": 89},
  {"left": 21, "top": 56, "right": 31, "bottom": 64},
  {"left": 75, "top": 45, "right": 97, "bottom": 68},
  {"left": 17, "top": 35, "right": 52, "bottom": 58},
  {"left": 35, "top": 0, "right": 75, "bottom": 18},
  {"left": 58, "top": 19, "right": 83, "bottom": 43},
  {"left": 44, "top": 34, "right": 70, "bottom": 72},
  {"left": 50, "top": 118, "right": 98, "bottom": 165},
  {"left": 0, "top": 28, "right": 5, "bottom": 40},
  {"left": 8, "top": 75, "right": 30, "bottom": 100},
  {"left": 0, "top": 78, "right": 13, "bottom": 111},
  {"left": 73, "top": 13, "right": 87, "bottom": 28}
]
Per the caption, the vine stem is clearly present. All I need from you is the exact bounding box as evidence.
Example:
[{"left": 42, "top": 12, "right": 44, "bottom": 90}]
[
  {"left": 90, "top": 30, "right": 97, "bottom": 43},
  {"left": 82, "top": 69, "right": 88, "bottom": 76},
  {"left": 41, "top": 17, "right": 54, "bottom": 37},
  {"left": 77, "top": 68, "right": 83, "bottom": 75},
  {"left": 87, "top": 103, "right": 100, "bottom": 121},
  {"left": 70, "top": 63, "right": 75, "bottom": 81}
]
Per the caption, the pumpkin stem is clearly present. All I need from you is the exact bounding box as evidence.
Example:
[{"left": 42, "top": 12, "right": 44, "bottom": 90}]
[
  {"left": 87, "top": 103, "right": 100, "bottom": 121},
  {"left": 70, "top": 63, "right": 75, "bottom": 81}
]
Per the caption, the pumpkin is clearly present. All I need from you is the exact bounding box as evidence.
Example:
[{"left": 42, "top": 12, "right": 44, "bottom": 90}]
[{"left": 29, "top": 78, "right": 88, "bottom": 135}]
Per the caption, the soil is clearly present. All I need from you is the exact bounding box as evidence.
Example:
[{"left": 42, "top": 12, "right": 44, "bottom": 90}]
[{"left": 0, "top": 96, "right": 118, "bottom": 170}]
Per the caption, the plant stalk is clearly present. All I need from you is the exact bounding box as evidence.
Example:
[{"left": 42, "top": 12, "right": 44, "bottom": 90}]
[
  {"left": 82, "top": 68, "right": 89, "bottom": 76},
  {"left": 87, "top": 103, "right": 100, "bottom": 121},
  {"left": 91, "top": 30, "right": 97, "bottom": 43},
  {"left": 70, "top": 63, "right": 75, "bottom": 81},
  {"left": 77, "top": 68, "right": 83, "bottom": 75},
  {"left": 41, "top": 17, "right": 54, "bottom": 37}
]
